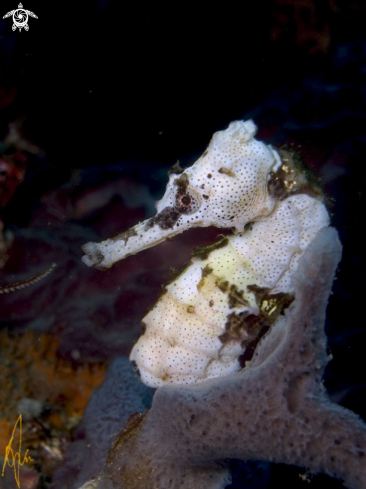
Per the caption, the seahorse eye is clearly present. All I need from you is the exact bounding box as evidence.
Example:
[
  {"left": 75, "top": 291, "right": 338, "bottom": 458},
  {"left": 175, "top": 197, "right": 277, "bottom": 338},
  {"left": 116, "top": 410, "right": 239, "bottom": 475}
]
[
  {"left": 175, "top": 187, "right": 201, "bottom": 215},
  {"left": 181, "top": 195, "right": 191, "bottom": 206}
]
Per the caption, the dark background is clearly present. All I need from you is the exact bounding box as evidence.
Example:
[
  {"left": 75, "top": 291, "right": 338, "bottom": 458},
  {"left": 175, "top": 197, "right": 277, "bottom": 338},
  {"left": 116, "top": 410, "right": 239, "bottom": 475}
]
[
  {"left": 0, "top": 1, "right": 366, "bottom": 488},
  {"left": 1, "top": 1, "right": 364, "bottom": 175}
]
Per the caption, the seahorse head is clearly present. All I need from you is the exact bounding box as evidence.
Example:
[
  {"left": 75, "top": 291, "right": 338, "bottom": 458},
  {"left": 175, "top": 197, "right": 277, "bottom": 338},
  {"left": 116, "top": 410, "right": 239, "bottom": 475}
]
[{"left": 82, "top": 120, "right": 282, "bottom": 269}]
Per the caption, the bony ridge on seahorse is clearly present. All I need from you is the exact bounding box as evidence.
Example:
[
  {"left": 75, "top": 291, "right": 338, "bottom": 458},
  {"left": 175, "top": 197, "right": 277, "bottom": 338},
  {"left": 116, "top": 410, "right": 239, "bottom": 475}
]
[{"left": 81, "top": 120, "right": 330, "bottom": 387}]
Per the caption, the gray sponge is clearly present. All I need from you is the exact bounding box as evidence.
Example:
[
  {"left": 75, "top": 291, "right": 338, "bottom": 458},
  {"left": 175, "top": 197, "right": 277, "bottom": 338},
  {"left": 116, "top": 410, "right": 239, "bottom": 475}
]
[{"left": 95, "top": 228, "right": 366, "bottom": 489}]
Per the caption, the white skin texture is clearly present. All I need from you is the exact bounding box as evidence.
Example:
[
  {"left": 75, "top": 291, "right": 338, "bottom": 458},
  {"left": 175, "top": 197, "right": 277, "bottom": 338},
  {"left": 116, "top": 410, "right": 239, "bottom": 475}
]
[{"left": 81, "top": 120, "right": 329, "bottom": 387}]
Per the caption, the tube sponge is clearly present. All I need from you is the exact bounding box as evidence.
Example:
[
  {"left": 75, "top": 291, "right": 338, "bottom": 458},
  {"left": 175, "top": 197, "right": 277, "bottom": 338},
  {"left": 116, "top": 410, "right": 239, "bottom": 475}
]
[{"left": 92, "top": 227, "right": 366, "bottom": 489}]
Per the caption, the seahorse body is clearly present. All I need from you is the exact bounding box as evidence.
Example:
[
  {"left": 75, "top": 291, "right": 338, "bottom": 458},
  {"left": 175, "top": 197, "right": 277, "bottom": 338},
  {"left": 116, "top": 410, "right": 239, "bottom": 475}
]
[{"left": 81, "top": 120, "right": 329, "bottom": 387}]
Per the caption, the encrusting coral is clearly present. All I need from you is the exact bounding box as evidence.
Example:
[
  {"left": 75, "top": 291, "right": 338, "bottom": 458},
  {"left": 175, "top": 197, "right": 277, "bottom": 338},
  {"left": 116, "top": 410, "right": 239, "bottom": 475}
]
[
  {"left": 81, "top": 227, "right": 366, "bottom": 488},
  {"left": 0, "top": 331, "right": 106, "bottom": 483}
]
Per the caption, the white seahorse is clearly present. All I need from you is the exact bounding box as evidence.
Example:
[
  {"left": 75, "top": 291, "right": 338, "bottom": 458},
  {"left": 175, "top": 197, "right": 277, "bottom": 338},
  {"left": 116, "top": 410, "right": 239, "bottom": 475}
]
[{"left": 82, "top": 120, "right": 329, "bottom": 387}]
